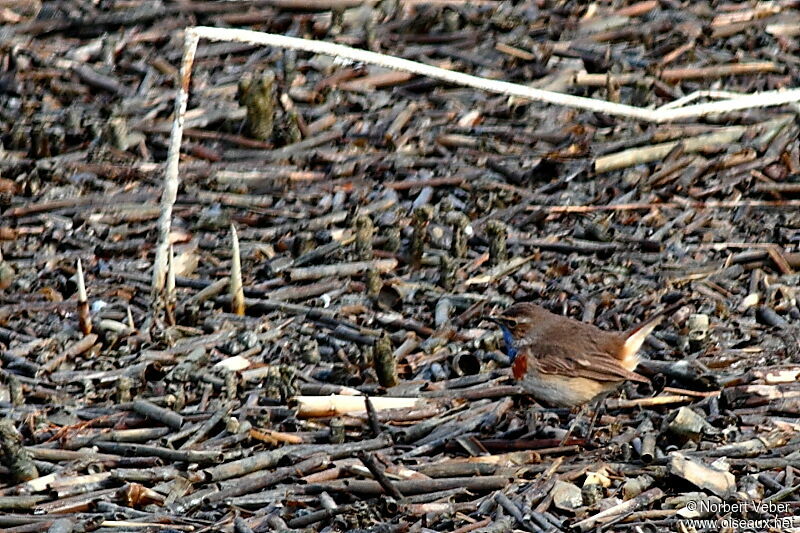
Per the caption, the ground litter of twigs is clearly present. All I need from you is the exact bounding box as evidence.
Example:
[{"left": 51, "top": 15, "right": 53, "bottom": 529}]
[{"left": 1, "top": 1, "right": 800, "bottom": 532}]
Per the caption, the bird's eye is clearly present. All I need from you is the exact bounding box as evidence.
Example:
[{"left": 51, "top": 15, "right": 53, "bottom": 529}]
[{"left": 502, "top": 316, "right": 518, "bottom": 326}]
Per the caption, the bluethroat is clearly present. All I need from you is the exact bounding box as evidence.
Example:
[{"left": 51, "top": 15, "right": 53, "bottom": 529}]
[{"left": 490, "top": 303, "right": 670, "bottom": 407}]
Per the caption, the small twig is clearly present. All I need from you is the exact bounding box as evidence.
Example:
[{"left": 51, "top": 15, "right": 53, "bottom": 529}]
[
  {"left": 661, "top": 61, "right": 780, "bottom": 82},
  {"left": 357, "top": 451, "right": 404, "bottom": 499},
  {"left": 657, "top": 89, "right": 747, "bottom": 110},
  {"left": 76, "top": 259, "right": 91, "bottom": 336},
  {"left": 288, "top": 259, "right": 397, "bottom": 281},
  {"left": 363, "top": 396, "right": 382, "bottom": 437},
  {"left": 230, "top": 225, "right": 245, "bottom": 316},
  {"left": 165, "top": 245, "right": 176, "bottom": 326}
]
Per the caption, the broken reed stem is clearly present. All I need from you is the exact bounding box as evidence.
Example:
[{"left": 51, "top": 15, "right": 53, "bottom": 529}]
[
  {"left": 76, "top": 258, "right": 91, "bottom": 336},
  {"left": 117, "top": 376, "right": 132, "bottom": 403},
  {"left": 366, "top": 268, "right": 381, "bottom": 298},
  {"left": 447, "top": 212, "right": 470, "bottom": 260},
  {"left": 354, "top": 214, "right": 374, "bottom": 261},
  {"left": 329, "top": 417, "right": 345, "bottom": 444},
  {"left": 411, "top": 205, "right": 433, "bottom": 269},
  {"left": 238, "top": 70, "right": 276, "bottom": 141},
  {"left": 126, "top": 306, "right": 135, "bottom": 330},
  {"left": 0, "top": 418, "right": 38, "bottom": 482},
  {"left": 186, "top": 26, "right": 800, "bottom": 123},
  {"left": 8, "top": 374, "right": 23, "bottom": 406},
  {"left": 150, "top": 31, "right": 199, "bottom": 309},
  {"left": 439, "top": 255, "right": 455, "bottom": 290},
  {"left": 373, "top": 333, "right": 397, "bottom": 387},
  {"left": 485, "top": 220, "right": 508, "bottom": 265},
  {"left": 230, "top": 225, "right": 245, "bottom": 316}
]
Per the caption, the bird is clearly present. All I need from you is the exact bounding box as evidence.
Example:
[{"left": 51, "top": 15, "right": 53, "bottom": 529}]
[{"left": 489, "top": 302, "right": 671, "bottom": 407}]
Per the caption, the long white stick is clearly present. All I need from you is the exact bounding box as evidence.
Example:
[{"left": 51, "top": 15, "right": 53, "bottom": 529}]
[
  {"left": 188, "top": 26, "right": 800, "bottom": 123},
  {"left": 151, "top": 32, "right": 199, "bottom": 303}
]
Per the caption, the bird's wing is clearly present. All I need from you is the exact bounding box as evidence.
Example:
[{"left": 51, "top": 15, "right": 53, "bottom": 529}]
[{"left": 527, "top": 341, "right": 649, "bottom": 383}]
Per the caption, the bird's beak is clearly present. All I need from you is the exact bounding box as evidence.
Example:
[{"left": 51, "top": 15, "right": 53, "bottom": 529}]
[{"left": 482, "top": 310, "right": 519, "bottom": 331}]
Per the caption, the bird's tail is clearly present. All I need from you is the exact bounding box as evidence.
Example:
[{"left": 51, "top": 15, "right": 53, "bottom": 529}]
[{"left": 619, "top": 303, "right": 682, "bottom": 370}]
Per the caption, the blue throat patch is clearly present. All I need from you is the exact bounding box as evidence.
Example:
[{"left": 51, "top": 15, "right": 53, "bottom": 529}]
[{"left": 499, "top": 324, "right": 518, "bottom": 360}]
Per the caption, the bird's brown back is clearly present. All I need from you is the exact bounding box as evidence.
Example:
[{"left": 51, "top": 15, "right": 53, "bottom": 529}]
[
  {"left": 502, "top": 303, "right": 646, "bottom": 383},
  {"left": 501, "top": 304, "right": 625, "bottom": 355}
]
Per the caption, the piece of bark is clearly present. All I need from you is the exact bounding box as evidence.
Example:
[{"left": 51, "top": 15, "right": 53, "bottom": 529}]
[{"left": 668, "top": 452, "right": 736, "bottom": 498}]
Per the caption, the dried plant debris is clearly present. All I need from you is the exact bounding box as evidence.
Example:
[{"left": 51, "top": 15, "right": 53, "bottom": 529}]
[{"left": 1, "top": 1, "right": 800, "bottom": 532}]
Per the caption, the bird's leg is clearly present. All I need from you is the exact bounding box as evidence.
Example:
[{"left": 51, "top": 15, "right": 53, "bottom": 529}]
[
  {"left": 584, "top": 393, "right": 609, "bottom": 447},
  {"left": 559, "top": 393, "right": 608, "bottom": 447},
  {"left": 559, "top": 405, "right": 587, "bottom": 446}
]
